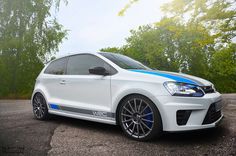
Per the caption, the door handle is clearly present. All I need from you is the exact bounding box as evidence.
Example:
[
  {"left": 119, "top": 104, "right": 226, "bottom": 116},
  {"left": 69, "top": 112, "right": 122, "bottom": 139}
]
[{"left": 60, "top": 80, "right": 66, "bottom": 85}]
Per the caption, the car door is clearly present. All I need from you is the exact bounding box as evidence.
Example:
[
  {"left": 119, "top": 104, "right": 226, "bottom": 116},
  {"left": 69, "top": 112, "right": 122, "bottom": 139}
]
[
  {"left": 43, "top": 57, "right": 69, "bottom": 105},
  {"left": 60, "top": 54, "right": 112, "bottom": 113}
]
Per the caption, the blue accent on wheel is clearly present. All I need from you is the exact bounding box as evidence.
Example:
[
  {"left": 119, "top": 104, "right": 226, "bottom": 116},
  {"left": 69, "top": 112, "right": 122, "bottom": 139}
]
[
  {"left": 144, "top": 107, "right": 153, "bottom": 128},
  {"left": 50, "top": 104, "right": 60, "bottom": 110},
  {"left": 129, "top": 69, "right": 198, "bottom": 85}
]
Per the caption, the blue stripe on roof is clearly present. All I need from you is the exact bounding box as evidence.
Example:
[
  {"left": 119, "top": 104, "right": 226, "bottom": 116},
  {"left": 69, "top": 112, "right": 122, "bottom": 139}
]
[
  {"left": 49, "top": 104, "right": 60, "bottom": 110},
  {"left": 129, "top": 69, "right": 198, "bottom": 85}
]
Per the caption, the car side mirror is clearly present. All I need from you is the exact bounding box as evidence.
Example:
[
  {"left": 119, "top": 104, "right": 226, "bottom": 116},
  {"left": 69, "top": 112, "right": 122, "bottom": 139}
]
[{"left": 89, "top": 66, "right": 109, "bottom": 76}]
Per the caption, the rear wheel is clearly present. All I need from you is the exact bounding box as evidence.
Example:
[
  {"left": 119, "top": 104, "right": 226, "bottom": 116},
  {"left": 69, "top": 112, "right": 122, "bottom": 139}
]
[
  {"left": 118, "top": 95, "right": 162, "bottom": 141},
  {"left": 32, "top": 93, "right": 49, "bottom": 120}
]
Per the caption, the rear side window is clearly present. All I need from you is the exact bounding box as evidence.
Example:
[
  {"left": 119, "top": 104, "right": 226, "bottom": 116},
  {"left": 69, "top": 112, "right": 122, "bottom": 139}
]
[
  {"left": 44, "top": 58, "right": 67, "bottom": 75},
  {"left": 67, "top": 54, "right": 110, "bottom": 75}
]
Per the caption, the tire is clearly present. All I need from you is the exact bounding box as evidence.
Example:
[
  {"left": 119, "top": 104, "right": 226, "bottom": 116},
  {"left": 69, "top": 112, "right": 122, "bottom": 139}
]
[
  {"left": 118, "top": 95, "right": 162, "bottom": 141},
  {"left": 32, "top": 93, "right": 49, "bottom": 120}
]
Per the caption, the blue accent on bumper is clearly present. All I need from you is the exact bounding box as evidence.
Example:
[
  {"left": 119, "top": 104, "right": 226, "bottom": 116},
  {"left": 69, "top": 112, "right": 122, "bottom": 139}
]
[
  {"left": 49, "top": 104, "right": 60, "bottom": 110},
  {"left": 129, "top": 69, "right": 198, "bottom": 85}
]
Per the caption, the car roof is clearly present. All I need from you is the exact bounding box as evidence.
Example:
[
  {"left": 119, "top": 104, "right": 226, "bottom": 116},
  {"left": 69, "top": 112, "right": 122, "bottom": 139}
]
[
  {"left": 55, "top": 51, "right": 99, "bottom": 59},
  {"left": 54, "top": 51, "right": 123, "bottom": 60},
  {"left": 47, "top": 51, "right": 124, "bottom": 66}
]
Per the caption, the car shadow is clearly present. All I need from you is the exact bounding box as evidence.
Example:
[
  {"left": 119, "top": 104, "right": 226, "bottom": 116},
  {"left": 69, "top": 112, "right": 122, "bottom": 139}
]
[
  {"left": 156, "top": 127, "right": 227, "bottom": 145},
  {"left": 45, "top": 114, "right": 228, "bottom": 144}
]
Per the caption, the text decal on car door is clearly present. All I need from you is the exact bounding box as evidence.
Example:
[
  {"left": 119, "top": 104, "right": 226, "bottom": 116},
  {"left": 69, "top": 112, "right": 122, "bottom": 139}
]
[{"left": 93, "top": 111, "right": 108, "bottom": 117}]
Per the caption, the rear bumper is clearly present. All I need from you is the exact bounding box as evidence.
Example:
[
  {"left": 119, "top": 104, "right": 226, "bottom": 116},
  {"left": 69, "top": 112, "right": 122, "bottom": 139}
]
[{"left": 153, "top": 92, "right": 223, "bottom": 132}]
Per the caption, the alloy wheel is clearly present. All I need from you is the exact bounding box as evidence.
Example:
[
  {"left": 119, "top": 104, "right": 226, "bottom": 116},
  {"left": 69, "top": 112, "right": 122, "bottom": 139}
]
[
  {"left": 32, "top": 93, "right": 47, "bottom": 119},
  {"left": 121, "top": 98, "right": 154, "bottom": 139}
]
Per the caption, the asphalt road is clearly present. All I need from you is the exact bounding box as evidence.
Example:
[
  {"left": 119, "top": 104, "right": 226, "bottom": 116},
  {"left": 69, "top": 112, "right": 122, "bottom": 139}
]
[{"left": 0, "top": 94, "right": 236, "bottom": 156}]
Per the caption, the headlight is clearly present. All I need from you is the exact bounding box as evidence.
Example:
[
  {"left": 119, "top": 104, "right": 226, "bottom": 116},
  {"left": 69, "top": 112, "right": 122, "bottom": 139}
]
[{"left": 163, "top": 81, "right": 204, "bottom": 97}]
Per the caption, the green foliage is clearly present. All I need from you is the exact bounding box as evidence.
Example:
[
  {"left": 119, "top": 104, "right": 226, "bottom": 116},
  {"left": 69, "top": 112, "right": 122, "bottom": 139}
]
[
  {"left": 103, "top": 0, "right": 236, "bottom": 93},
  {"left": 209, "top": 44, "right": 236, "bottom": 92},
  {"left": 0, "top": 0, "right": 67, "bottom": 98},
  {"left": 100, "top": 47, "right": 121, "bottom": 53},
  {"left": 118, "top": 0, "right": 139, "bottom": 16},
  {"left": 161, "top": 0, "right": 236, "bottom": 44}
]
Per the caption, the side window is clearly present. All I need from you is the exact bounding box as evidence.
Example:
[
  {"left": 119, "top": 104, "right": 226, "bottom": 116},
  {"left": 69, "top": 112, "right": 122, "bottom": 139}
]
[
  {"left": 44, "top": 58, "right": 67, "bottom": 75},
  {"left": 66, "top": 54, "right": 110, "bottom": 75}
]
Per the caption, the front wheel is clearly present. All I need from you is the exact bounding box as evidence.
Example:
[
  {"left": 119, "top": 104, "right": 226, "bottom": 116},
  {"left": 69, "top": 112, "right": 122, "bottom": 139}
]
[{"left": 118, "top": 95, "right": 162, "bottom": 141}]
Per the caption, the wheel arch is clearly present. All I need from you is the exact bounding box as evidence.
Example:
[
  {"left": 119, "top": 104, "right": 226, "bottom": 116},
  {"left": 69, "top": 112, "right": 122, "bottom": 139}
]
[
  {"left": 31, "top": 89, "right": 50, "bottom": 110},
  {"left": 114, "top": 92, "right": 163, "bottom": 127}
]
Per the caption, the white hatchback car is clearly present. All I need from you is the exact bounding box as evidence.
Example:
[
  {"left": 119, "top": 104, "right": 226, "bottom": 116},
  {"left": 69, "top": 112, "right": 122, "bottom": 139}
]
[{"left": 31, "top": 52, "right": 223, "bottom": 140}]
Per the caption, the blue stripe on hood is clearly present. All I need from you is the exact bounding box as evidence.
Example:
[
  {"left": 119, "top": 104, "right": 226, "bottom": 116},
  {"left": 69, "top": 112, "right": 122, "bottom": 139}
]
[{"left": 129, "top": 69, "right": 198, "bottom": 85}]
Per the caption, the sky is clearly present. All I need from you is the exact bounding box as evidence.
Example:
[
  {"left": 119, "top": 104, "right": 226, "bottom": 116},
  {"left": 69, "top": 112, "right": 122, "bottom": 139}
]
[{"left": 55, "top": 0, "right": 171, "bottom": 57}]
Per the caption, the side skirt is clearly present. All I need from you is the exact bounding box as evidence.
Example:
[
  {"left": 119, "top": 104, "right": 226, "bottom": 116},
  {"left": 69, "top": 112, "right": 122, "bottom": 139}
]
[{"left": 48, "top": 104, "right": 116, "bottom": 125}]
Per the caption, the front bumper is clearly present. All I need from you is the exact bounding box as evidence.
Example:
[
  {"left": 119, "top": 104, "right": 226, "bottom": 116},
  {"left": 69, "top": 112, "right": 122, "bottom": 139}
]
[{"left": 154, "top": 92, "right": 223, "bottom": 132}]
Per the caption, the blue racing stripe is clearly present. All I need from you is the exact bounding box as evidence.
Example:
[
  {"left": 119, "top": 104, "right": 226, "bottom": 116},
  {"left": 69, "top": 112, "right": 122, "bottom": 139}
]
[
  {"left": 49, "top": 104, "right": 60, "bottom": 110},
  {"left": 129, "top": 69, "right": 198, "bottom": 85}
]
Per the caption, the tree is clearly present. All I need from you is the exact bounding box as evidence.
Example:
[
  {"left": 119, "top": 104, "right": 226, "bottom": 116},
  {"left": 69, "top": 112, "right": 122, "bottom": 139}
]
[
  {"left": 209, "top": 43, "right": 236, "bottom": 92},
  {"left": 100, "top": 47, "right": 121, "bottom": 53},
  {"left": 117, "top": 18, "right": 215, "bottom": 75},
  {"left": 118, "top": 0, "right": 139, "bottom": 16},
  {"left": 0, "top": 0, "right": 67, "bottom": 98},
  {"left": 119, "top": 0, "right": 236, "bottom": 44},
  {"left": 106, "top": 0, "right": 236, "bottom": 92},
  {"left": 161, "top": 0, "right": 236, "bottom": 44},
  {"left": 159, "top": 0, "right": 236, "bottom": 92}
]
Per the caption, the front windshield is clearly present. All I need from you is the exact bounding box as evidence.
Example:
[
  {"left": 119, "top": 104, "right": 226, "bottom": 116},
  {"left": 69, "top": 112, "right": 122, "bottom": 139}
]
[{"left": 100, "top": 52, "right": 151, "bottom": 70}]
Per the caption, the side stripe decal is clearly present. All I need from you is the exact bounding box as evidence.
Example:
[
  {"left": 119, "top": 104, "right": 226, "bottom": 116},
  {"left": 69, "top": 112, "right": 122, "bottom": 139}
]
[
  {"left": 50, "top": 104, "right": 60, "bottom": 110},
  {"left": 49, "top": 103, "right": 115, "bottom": 119},
  {"left": 129, "top": 69, "right": 199, "bottom": 85}
]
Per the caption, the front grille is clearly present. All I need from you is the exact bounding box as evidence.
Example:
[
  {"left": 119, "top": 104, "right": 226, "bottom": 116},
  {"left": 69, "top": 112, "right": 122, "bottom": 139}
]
[
  {"left": 202, "top": 103, "right": 221, "bottom": 125},
  {"left": 176, "top": 110, "right": 192, "bottom": 126},
  {"left": 200, "top": 86, "right": 215, "bottom": 94}
]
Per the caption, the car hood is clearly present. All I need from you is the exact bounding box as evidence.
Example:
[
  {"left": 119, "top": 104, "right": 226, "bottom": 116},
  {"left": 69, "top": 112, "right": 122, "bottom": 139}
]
[{"left": 128, "top": 69, "right": 212, "bottom": 86}]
